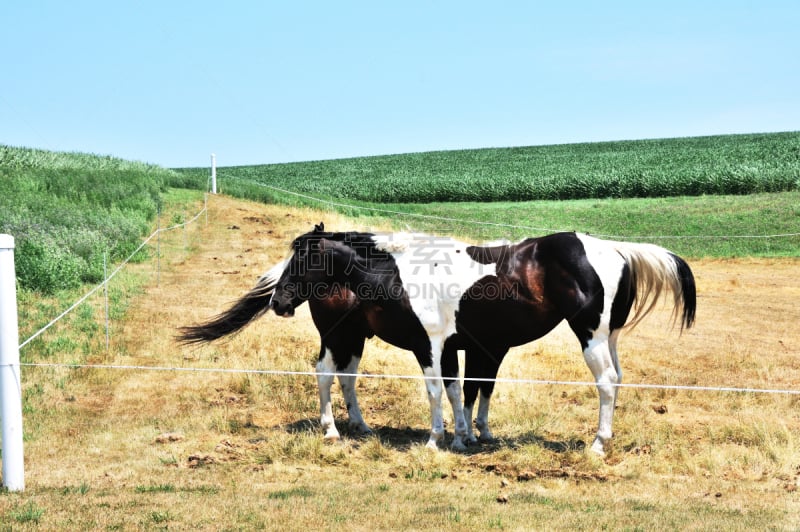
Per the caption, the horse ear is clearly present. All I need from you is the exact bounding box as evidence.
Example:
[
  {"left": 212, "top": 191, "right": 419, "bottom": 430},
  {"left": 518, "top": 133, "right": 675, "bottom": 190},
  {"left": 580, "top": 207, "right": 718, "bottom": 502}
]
[
  {"left": 314, "top": 222, "right": 325, "bottom": 233},
  {"left": 466, "top": 245, "right": 507, "bottom": 265}
]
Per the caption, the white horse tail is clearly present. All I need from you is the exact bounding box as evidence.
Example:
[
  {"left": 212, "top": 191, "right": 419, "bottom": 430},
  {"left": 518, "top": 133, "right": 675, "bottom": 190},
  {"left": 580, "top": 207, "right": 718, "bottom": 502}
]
[
  {"left": 611, "top": 241, "right": 697, "bottom": 331},
  {"left": 255, "top": 259, "right": 289, "bottom": 298}
]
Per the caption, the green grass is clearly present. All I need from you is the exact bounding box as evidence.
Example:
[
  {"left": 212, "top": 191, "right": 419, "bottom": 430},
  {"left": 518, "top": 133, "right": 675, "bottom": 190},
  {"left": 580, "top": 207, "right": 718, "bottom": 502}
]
[
  {"left": 360, "top": 192, "right": 800, "bottom": 257},
  {"left": 174, "top": 131, "right": 800, "bottom": 202},
  {"left": 0, "top": 145, "right": 174, "bottom": 293}
]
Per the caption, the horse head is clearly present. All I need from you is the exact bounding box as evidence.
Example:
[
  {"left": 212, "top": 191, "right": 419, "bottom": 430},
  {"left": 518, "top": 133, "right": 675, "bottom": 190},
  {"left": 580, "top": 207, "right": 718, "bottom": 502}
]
[
  {"left": 270, "top": 223, "right": 332, "bottom": 317},
  {"left": 270, "top": 224, "right": 396, "bottom": 316}
]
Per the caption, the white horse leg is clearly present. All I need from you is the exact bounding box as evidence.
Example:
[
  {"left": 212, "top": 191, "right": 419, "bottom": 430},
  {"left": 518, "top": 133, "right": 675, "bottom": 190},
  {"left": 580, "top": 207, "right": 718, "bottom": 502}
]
[
  {"left": 475, "top": 391, "right": 494, "bottom": 442},
  {"left": 582, "top": 335, "right": 619, "bottom": 456},
  {"left": 445, "top": 379, "right": 468, "bottom": 451},
  {"left": 608, "top": 330, "right": 623, "bottom": 414},
  {"left": 441, "top": 342, "right": 468, "bottom": 451},
  {"left": 423, "top": 365, "right": 445, "bottom": 449},
  {"left": 316, "top": 348, "right": 340, "bottom": 441},
  {"left": 338, "top": 356, "right": 372, "bottom": 435}
]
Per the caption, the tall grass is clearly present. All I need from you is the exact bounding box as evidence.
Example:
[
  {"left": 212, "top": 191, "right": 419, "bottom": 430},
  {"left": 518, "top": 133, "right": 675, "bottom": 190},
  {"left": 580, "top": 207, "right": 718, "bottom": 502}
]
[
  {"left": 0, "top": 145, "right": 173, "bottom": 293},
  {"left": 174, "top": 132, "right": 800, "bottom": 202}
]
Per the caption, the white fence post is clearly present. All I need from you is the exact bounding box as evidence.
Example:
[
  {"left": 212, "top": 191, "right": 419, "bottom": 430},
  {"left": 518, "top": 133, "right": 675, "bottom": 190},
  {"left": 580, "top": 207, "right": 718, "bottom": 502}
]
[
  {"left": 0, "top": 234, "right": 24, "bottom": 492},
  {"left": 211, "top": 153, "right": 217, "bottom": 194}
]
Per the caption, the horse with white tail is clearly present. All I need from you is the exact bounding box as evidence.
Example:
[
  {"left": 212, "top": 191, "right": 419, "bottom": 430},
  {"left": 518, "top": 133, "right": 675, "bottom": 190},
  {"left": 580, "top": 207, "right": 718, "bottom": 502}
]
[{"left": 179, "top": 224, "right": 696, "bottom": 455}]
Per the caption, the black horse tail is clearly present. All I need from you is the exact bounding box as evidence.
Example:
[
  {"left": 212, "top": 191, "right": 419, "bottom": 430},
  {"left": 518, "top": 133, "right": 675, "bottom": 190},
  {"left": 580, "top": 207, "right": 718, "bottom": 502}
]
[
  {"left": 670, "top": 253, "right": 697, "bottom": 330},
  {"left": 176, "top": 261, "right": 286, "bottom": 345},
  {"left": 612, "top": 241, "right": 697, "bottom": 331}
]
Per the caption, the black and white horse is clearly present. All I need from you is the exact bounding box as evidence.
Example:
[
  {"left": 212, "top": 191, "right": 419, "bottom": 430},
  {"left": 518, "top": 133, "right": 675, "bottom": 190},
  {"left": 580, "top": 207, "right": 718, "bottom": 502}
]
[
  {"left": 179, "top": 224, "right": 696, "bottom": 455},
  {"left": 178, "top": 223, "right": 489, "bottom": 450},
  {"left": 454, "top": 232, "right": 695, "bottom": 454}
]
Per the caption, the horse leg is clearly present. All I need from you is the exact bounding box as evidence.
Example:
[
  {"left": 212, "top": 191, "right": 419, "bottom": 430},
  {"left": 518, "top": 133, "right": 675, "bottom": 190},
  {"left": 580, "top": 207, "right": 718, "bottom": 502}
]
[
  {"left": 316, "top": 346, "right": 341, "bottom": 441},
  {"left": 421, "top": 363, "right": 446, "bottom": 450},
  {"left": 441, "top": 336, "right": 468, "bottom": 451},
  {"left": 475, "top": 350, "right": 502, "bottom": 443},
  {"left": 581, "top": 333, "right": 620, "bottom": 456},
  {"left": 463, "top": 346, "right": 503, "bottom": 443},
  {"left": 462, "top": 354, "right": 480, "bottom": 445},
  {"left": 411, "top": 335, "right": 447, "bottom": 450},
  {"left": 474, "top": 390, "right": 494, "bottom": 442},
  {"left": 338, "top": 343, "right": 372, "bottom": 436},
  {"left": 608, "top": 329, "right": 623, "bottom": 414}
]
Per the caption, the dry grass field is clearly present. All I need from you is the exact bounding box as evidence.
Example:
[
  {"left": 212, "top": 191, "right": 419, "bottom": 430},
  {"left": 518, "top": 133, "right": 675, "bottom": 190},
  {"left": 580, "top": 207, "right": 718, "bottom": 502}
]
[{"left": 3, "top": 194, "right": 799, "bottom": 530}]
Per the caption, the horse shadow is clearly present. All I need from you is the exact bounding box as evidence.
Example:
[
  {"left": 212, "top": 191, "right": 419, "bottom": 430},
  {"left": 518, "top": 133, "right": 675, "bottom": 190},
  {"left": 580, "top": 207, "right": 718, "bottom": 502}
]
[{"left": 272, "top": 419, "right": 585, "bottom": 455}]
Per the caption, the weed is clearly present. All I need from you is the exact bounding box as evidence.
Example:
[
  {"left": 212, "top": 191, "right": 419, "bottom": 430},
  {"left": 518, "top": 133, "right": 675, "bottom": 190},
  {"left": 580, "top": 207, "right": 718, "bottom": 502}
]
[
  {"left": 268, "top": 487, "right": 313, "bottom": 500},
  {"left": 61, "top": 483, "right": 90, "bottom": 495},
  {"left": 135, "top": 484, "right": 176, "bottom": 493},
  {"left": 159, "top": 455, "right": 179, "bottom": 466},
  {"left": 10, "top": 501, "right": 45, "bottom": 524},
  {"left": 1, "top": 145, "right": 169, "bottom": 293},
  {"left": 149, "top": 510, "right": 172, "bottom": 524}
]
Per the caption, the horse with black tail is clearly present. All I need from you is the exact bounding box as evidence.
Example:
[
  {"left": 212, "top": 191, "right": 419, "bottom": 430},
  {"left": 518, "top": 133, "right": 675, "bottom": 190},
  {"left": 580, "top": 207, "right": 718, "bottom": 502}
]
[
  {"left": 178, "top": 223, "right": 488, "bottom": 450},
  {"left": 177, "top": 259, "right": 287, "bottom": 344}
]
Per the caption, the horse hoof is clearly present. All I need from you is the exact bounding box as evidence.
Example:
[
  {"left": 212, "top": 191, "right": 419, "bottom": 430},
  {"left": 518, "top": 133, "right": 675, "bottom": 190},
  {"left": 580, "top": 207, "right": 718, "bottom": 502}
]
[
  {"left": 589, "top": 441, "right": 606, "bottom": 456},
  {"left": 348, "top": 423, "right": 373, "bottom": 436},
  {"left": 450, "top": 439, "right": 468, "bottom": 452},
  {"left": 425, "top": 439, "right": 440, "bottom": 450}
]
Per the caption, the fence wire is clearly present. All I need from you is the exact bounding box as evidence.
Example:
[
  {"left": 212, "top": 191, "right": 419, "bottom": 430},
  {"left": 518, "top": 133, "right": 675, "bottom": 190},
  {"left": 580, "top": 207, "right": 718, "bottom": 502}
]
[{"left": 18, "top": 362, "right": 800, "bottom": 396}]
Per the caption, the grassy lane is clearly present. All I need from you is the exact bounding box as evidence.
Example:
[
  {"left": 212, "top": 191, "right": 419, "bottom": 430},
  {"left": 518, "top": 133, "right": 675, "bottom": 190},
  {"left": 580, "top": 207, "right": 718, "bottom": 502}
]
[
  {"left": 171, "top": 132, "right": 800, "bottom": 258},
  {"left": 367, "top": 191, "right": 800, "bottom": 257}
]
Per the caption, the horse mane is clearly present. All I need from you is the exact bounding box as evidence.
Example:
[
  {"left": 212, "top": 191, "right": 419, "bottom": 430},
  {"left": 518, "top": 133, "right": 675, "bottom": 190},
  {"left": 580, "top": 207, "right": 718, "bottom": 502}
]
[
  {"left": 290, "top": 224, "right": 379, "bottom": 254},
  {"left": 291, "top": 224, "right": 400, "bottom": 272}
]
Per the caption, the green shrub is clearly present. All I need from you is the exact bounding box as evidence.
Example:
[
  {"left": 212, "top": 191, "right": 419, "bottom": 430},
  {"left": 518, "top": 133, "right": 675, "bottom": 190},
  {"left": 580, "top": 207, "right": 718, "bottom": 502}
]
[
  {"left": 0, "top": 145, "right": 172, "bottom": 293},
  {"left": 15, "top": 237, "right": 82, "bottom": 293}
]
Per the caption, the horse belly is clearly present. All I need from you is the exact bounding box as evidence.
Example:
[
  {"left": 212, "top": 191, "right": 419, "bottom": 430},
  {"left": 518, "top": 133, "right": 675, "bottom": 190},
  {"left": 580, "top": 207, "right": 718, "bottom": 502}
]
[
  {"left": 457, "top": 297, "right": 560, "bottom": 349},
  {"left": 366, "top": 305, "right": 432, "bottom": 354}
]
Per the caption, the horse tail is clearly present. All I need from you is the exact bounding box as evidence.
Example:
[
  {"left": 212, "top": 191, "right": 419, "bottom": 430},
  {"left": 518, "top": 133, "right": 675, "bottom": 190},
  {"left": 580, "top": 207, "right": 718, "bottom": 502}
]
[
  {"left": 176, "top": 260, "right": 287, "bottom": 345},
  {"left": 611, "top": 241, "right": 696, "bottom": 331}
]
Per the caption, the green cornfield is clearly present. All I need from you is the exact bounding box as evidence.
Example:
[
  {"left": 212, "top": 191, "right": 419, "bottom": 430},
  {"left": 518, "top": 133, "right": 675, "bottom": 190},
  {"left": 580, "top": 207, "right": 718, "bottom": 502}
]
[{"left": 174, "top": 132, "right": 800, "bottom": 202}]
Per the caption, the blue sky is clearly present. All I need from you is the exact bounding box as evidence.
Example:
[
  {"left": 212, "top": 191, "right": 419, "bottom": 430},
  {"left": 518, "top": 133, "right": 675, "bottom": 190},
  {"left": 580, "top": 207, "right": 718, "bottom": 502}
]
[{"left": 2, "top": 1, "right": 798, "bottom": 168}]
